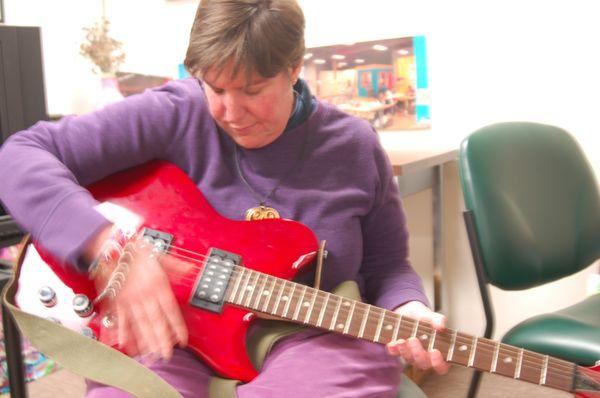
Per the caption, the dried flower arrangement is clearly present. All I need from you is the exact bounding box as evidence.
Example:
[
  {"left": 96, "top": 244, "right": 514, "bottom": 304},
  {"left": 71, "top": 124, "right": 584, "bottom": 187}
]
[{"left": 80, "top": 18, "right": 126, "bottom": 76}]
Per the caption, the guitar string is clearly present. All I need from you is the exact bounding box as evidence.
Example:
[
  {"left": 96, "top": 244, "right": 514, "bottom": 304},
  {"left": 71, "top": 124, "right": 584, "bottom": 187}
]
[
  {"left": 114, "top": 247, "right": 579, "bottom": 381},
  {"left": 90, "top": 239, "right": 579, "bottom": 383},
  {"left": 158, "top": 248, "right": 579, "bottom": 381},
  {"left": 144, "top": 246, "right": 580, "bottom": 378}
]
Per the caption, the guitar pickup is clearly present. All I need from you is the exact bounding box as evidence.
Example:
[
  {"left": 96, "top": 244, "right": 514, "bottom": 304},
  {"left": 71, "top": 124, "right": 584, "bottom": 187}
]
[
  {"left": 189, "top": 248, "right": 240, "bottom": 313},
  {"left": 141, "top": 228, "right": 173, "bottom": 253}
]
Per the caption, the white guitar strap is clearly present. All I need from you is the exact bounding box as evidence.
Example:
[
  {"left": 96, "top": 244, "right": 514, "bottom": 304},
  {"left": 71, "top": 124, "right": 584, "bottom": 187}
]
[{"left": 2, "top": 237, "right": 182, "bottom": 398}]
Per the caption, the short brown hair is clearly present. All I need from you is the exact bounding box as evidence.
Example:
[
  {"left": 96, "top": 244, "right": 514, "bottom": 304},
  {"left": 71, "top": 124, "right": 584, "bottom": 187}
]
[{"left": 184, "top": 0, "right": 305, "bottom": 82}]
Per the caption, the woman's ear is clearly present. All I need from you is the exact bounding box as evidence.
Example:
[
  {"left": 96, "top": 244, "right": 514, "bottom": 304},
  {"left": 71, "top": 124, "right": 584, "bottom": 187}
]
[{"left": 290, "top": 62, "right": 303, "bottom": 83}]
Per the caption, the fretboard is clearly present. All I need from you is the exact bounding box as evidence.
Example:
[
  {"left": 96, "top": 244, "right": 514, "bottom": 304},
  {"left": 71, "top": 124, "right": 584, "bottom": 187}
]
[{"left": 225, "top": 266, "right": 579, "bottom": 393}]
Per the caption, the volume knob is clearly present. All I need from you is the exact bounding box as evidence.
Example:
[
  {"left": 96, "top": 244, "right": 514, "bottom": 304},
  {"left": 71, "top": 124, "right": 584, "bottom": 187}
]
[
  {"left": 38, "top": 286, "right": 57, "bottom": 307},
  {"left": 72, "top": 294, "right": 93, "bottom": 317}
]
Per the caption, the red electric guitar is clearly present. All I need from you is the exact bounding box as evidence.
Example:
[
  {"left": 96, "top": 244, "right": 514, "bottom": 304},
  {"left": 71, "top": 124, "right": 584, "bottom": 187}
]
[{"left": 14, "top": 161, "right": 600, "bottom": 396}]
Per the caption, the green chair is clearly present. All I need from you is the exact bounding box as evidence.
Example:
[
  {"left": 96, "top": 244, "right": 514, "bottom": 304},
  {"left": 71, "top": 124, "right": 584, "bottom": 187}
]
[{"left": 458, "top": 122, "right": 600, "bottom": 398}]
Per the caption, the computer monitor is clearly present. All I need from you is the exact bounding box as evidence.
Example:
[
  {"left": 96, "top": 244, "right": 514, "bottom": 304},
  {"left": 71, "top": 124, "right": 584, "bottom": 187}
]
[
  {"left": 0, "top": 25, "right": 48, "bottom": 245},
  {"left": 0, "top": 25, "right": 48, "bottom": 144}
]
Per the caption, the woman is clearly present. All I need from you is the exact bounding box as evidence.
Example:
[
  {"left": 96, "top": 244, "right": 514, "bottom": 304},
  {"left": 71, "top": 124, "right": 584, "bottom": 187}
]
[{"left": 0, "top": 0, "right": 448, "bottom": 396}]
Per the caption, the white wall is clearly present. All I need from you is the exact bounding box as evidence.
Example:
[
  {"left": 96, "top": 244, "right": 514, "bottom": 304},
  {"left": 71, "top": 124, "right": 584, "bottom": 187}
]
[{"left": 4, "top": 0, "right": 599, "bottom": 338}]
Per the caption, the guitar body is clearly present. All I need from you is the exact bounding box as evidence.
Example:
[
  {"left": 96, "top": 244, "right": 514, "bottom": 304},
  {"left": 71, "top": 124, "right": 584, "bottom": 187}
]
[
  {"left": 578, "top": 365, "right": 600, "bottom": 398},
  {"left": 17, "top": 160, "right": 319, "bottom": 382}
]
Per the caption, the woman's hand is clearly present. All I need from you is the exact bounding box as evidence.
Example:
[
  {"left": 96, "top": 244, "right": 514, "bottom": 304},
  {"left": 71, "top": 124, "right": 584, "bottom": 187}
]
[
  {"left": 92, "top": 236, "right": 189, "bottom": 362},
  {"left": 387, "top": 301, "right": 450, "bottom": 375}
]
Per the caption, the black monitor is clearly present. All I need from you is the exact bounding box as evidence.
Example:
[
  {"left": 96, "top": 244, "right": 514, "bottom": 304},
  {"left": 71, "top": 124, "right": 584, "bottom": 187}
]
[{"left": 0, "top": 25, "right": 48, "bottom": 247}]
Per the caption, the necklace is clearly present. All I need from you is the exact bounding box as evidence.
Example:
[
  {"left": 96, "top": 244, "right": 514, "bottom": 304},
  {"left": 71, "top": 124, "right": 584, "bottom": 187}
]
[
  {"left": 234, "top": 143, "right": 296, "bottom": 220},
  {"left": 233, "top": 133, "right": 309, "bottom": 221}
]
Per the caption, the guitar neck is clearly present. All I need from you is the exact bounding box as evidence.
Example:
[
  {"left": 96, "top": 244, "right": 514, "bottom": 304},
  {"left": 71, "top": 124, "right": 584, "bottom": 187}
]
[{"left": 225, "top": 266, "right": 580, "bottom": 393}]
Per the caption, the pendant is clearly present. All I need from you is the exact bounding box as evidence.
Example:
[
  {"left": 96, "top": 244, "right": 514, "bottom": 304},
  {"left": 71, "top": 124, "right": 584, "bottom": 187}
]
[{"left": 245, "top": 205, "right": 280, "bottom": 221}]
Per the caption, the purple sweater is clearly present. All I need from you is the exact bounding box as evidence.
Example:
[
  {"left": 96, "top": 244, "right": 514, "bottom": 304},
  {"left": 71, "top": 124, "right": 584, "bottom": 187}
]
[{"left": 0, "top": 78, "right": 427, "bottom": 310}]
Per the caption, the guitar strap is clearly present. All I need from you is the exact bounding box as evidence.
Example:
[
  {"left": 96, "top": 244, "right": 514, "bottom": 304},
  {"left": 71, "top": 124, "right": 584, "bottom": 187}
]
[
  {"left": 2, "top": 237, "right": 183, "bottom": 398},
  {"left": 207, "top": 280, "right": 363, "bottom": 398}
]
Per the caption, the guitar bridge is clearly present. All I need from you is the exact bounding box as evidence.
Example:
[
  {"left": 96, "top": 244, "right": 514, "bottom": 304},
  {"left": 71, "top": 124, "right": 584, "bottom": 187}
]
[{"left": 189, "top": 248, "right": 240, "bottom": 313}]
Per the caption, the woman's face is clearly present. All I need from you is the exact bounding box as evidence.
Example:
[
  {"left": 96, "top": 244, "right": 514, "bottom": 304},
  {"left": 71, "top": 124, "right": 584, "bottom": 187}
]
[{"left": 202, "top": 62, "right": 302, "bottom": 149}]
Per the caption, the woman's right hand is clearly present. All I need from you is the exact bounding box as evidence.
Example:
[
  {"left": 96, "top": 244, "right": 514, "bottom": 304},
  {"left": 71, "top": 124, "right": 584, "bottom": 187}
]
[{"left": 88, "top": 229, "right": 189, "bottom": 361}]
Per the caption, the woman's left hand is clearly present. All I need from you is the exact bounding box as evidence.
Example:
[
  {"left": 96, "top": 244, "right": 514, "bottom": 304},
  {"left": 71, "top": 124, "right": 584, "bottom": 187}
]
[{"left": 387, "top": 301, "right": 450, "bottom": 375}]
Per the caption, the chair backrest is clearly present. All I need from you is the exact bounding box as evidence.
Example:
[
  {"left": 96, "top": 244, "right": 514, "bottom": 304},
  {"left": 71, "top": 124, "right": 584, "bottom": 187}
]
[{"left": 459, "top": 122, "right": 600, "bottom": 290}]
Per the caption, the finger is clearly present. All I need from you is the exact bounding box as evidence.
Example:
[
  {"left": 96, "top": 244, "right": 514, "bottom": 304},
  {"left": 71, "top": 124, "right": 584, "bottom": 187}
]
[
  {"left": 387, "top": 340, "right": 401, "bottom": 356},
  {"left": 116, "top": 303, "right": 141, "bottom": 357},
  {"left": 157, "top": 289, "right": 188, "bottom": 348},
  {"left": 396, "top": 339, "right": 414, "bottom": 364},
  {"left": 427, "top": 312, "right": 446, "bottom": 331},
  {"left": 430, "top": 349, "right": 451, "bottom": 375},
  {"left": 140, "top": 300, "right": 171, "bottom": 360},
  {"left": 128, "top": 302, "right": 158, "bottom": 358},
  {"left": 408, "top": 338, "right": 431, "bottom": 370},
  {"left": 143, "top": 299, "right": 175, "bottom": 360}
]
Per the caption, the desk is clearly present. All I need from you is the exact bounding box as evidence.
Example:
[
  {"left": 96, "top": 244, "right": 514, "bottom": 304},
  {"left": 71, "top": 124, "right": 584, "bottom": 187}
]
[
  {"left": 380, "top": 132, "right": 457, "bottom": 312},
  {"left": 337, "top": 101, "right": 395, "bottom": 125},
  {"left": 388, "top": 94, "right": 416, "bottom": 115}
]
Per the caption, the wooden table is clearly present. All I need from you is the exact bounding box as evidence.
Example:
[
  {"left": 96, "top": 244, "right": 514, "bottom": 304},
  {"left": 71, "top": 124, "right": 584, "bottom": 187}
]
[{"left": 380, "top": 131, "right": 458, "bottom": 312}]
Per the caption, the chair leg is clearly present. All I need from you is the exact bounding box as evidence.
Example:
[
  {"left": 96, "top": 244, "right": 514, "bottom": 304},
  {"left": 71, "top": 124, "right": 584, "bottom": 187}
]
[
  {"left": 463, "top": 211, "right": 494, "bottom": 398},
  {"left": 466, "top": 370, "right": 483, "bottom": 398},
  {"left": 2, "top": 301, "right": 28, "bottom": 398}
]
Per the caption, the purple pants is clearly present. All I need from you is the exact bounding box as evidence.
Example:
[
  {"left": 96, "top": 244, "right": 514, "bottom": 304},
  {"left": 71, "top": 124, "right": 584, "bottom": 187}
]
[{"left": 86, "top": 330, "right": 402, "bottom": 398}]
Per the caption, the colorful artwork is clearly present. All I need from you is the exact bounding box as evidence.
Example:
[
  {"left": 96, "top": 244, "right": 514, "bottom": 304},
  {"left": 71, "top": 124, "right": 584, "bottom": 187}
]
[
  {"left": 303, "top": 36, "right": 430, "bottom": 131},
  {"left": 0, "top": 334, "right": 58, "bottom": 394}
]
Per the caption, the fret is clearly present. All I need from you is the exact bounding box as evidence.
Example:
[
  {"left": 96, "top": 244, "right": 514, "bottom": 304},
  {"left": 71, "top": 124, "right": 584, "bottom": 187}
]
[
  {"left": 410, "top": 319, "right": 420, "bottom": 339},
  {"left": 304, "top": 288, "right": 319, "bottom": 324},
  {"left": 515, "top": 348, "right": 524, "bottom": 379},
  {"left": 333, "top": 299, "right": 354, "bottom": 332},
  {"left": 540, "top": 355, "right": 549, "bottom": 385},
  {"left": 271, "top": 278, "right": 287, "bottom": 315},
  {"left": 468, "top": 336, "right": 478, "bottom": 367},
  {"left": 228, "top": 266, "right": 245, "bottom": 304},
  {"left": 357, "top": 305, "right": 371, "bottom": 339},
  {"left": 292, "top": 285, "right": 308, "bottom": 321},
  {"left": 491, "top": 341, "right": 500, "bottom": 373},
  {"left": 379, "top": 312, "right": 396, "bottom": 343},
  {"left": 545, "top": 357, "right": 575, "bottom": 391},
  {"left": 316, "top": 292, "right": 330, "bottom": 328},
  {"left": 373, "top": 308, "right": 385, "bottom": 343},
  {"left": 296, "top": 287, "right": 314, "bottom": 324},
  {"left": 343, "top": 301, "right": 356, "bottom": 334},
  {"left": 427, "top": 329, "right": 437, "bottom": 352},
  {"left": 494, "top": 344, "right": 518, "bottom": 379},
  {"left": 329, "top": 295, "right": 343, "bottom": 331},
  {"left": 243, "top": 271, "right": 259, "bottom": 308},
  {"left": 252, "top": 273, "right": 268, "bottom": 310},
  {"left": 261, "top": 276, "right": 276, "bottom": 313},
  {"left": 447, "top": 330, "right": 457, "bottom": 361},
  {"left": 235, "top": 267, "right": 252, "bottom": 305},
  {"left": 282, "top": 283, "right": 296, "bottom": 318},
  {"left": 392, "top": 314, "right": 402, "bottom": 342}
]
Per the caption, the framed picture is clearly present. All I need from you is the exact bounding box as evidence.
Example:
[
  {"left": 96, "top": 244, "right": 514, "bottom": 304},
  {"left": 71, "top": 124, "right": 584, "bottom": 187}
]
[{"left": 303, "top": 36, "right": 430, "bottom": 132}]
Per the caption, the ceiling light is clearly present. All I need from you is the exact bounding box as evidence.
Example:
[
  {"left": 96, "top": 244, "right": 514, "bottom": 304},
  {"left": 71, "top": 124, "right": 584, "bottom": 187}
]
[
  {"left": 331, "top": 54, "right": 346, "bottom": 60},
  {"left": 314, "top": 59, "right": 326, "bottom": 64},
  {"left": 397, "top": 49, "right": 410, "bottom": 55},
  {"left": 355, "top": 59, "right": 365, "bottom": 63},
  {"left": 372, "top": 45, "right": 388, "bottom": 51},
  {"left": 304, "top": 53, "right": 313, "bottom": 60}
]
